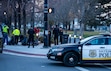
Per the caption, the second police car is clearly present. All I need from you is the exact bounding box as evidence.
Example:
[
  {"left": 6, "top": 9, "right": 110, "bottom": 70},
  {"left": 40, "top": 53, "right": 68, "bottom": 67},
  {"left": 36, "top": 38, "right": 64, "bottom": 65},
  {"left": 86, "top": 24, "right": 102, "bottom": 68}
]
[{"left": 47, "top": 33, "right": 111, "bottom": 67}]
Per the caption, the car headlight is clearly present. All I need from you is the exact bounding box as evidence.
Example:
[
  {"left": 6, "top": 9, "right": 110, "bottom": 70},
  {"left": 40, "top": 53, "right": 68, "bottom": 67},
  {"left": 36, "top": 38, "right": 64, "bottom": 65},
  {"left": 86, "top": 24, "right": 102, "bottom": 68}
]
[{"left": 52, "top": 48, "right": 64, "bottom": 52}]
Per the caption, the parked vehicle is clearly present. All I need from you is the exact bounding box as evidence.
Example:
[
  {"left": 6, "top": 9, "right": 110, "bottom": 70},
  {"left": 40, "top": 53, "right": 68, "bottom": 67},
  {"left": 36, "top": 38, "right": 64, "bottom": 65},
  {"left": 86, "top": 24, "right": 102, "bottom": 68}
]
[{"left": 47, "top": 33, "right": 111, "bottom": 67}]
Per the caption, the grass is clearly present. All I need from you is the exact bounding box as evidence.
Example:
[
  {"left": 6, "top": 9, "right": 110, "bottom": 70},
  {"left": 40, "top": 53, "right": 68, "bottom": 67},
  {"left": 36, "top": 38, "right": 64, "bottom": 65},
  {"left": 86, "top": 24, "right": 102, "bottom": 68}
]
[
  {"left": 66, "top": 30, "right": 100, "bottom": 38},
  {"left": 83, "top": 31, "right": 100, "bottom": 38}
]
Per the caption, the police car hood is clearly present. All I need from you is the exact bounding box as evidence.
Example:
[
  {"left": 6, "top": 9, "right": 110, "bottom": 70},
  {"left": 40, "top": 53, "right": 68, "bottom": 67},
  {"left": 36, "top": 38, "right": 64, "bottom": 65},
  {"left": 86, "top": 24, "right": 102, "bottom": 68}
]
[{"left": 53, "top": 43, "right": 79, "bottom": 48}]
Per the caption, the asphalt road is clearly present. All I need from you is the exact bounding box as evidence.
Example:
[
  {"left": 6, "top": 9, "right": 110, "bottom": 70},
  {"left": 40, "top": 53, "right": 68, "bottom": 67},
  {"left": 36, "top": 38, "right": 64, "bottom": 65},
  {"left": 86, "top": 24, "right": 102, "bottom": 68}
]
[{"left": 0, "top": 54, "right": 111, "bottom": 71}]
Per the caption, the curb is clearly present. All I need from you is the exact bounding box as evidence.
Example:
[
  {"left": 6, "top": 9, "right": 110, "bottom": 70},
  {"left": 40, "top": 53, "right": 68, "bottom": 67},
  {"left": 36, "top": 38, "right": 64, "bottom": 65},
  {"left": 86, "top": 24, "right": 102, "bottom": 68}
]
[{"left": 3, "top": 49, "right": 46, "bottom": 56}]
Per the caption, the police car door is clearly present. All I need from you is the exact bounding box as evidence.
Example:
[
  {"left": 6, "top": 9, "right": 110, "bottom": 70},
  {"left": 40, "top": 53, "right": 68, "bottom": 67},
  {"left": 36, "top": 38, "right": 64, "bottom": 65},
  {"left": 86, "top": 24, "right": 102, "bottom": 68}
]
[{"left": 82, "top": 38, "right": 107, "bottom": 62}]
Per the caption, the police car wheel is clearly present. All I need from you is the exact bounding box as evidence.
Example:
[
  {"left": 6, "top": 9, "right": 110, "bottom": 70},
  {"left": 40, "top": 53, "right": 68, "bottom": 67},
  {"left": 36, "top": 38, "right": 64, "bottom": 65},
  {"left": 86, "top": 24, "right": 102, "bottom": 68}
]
[{"left": 63, "top": 52, "right": 78, "bottom": 67}]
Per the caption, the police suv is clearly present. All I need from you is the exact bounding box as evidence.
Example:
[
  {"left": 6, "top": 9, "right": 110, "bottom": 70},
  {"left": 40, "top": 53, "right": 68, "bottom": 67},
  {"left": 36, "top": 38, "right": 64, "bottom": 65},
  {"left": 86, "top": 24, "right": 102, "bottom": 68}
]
[{"left": 47, "top": 33, "right": 111, "bottom": 67}]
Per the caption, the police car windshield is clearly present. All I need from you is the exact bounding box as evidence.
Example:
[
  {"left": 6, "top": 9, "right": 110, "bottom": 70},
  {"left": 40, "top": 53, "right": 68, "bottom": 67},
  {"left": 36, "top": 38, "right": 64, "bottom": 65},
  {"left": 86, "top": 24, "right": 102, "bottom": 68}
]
[{"left": 80, "top": 36, "right": 96, "bottom": 44}]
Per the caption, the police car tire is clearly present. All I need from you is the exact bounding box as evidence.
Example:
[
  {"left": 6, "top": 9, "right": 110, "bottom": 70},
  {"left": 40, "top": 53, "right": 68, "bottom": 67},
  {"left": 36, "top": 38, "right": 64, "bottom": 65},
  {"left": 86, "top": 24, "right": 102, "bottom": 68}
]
[{"left": 63, "top": 52, "right": 78, "bottom": 67}]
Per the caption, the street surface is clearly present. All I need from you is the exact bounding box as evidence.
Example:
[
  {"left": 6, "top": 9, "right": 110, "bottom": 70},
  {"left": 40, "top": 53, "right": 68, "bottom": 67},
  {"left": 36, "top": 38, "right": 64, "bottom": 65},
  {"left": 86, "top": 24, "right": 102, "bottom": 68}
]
[{"left": 0, "top": 54, "right": 111, "bottom": 71}]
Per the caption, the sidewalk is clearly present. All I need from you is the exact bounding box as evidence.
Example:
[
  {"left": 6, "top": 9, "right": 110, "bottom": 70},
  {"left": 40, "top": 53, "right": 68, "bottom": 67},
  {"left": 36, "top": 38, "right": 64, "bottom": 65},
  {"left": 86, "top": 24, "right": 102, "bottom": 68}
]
[{"left": 3, "top": 43, "right": 52, "bottom": 58}]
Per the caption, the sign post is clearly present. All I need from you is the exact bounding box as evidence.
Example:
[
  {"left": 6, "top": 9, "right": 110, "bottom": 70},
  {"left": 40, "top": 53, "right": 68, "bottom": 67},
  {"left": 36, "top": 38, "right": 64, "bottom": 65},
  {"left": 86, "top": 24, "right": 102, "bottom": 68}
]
[{"left": 44, "top": 0, "right": 48, "bottom": 47}]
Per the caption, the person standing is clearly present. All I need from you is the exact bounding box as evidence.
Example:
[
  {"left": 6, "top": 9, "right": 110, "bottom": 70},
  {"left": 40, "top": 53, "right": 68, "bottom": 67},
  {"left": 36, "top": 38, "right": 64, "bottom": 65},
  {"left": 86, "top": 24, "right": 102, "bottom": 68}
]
[
  {"left": 34, "top": 27, "right": 40, "bottom": 35},
  {"left": 2, "top": 25, "right": 9, "bottom": 45},
  {"left": 53, "top": 25, "right": 59, "bottom": 45},
  {"left": 28, "top": 26, "right": 35, "bottom": 48},
  {"left": 59, "top": 27, "right": 63, "bottom": 44},
  {"left": 34, "top": 27, "right": 40, "bottom": 45},
  {"left": 12, "top": 28, "right": 20, "bottom": 45}
]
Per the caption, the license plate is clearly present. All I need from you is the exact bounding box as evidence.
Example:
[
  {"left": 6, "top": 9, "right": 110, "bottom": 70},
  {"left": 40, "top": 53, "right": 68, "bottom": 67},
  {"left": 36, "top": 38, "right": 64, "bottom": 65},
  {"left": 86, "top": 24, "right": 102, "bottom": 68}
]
[{"left": 50, "top": 56, "right": 55, "bottom": 59}]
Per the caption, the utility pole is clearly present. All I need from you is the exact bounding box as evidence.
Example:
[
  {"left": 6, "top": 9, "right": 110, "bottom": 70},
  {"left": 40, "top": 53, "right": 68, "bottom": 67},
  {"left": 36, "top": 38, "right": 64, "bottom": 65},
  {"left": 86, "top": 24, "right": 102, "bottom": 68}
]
[{"left": 44, "top": 0, "right": 49, "bottom": 47}]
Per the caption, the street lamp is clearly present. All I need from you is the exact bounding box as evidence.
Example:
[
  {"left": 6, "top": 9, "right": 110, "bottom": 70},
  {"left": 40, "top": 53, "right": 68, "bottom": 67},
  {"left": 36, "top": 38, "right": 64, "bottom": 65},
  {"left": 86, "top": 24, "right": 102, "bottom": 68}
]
[
  {"left": 48, "top": 8, "right": 54, "bottom": 13},
  {"left": 4, "top": 11, "right": 6, "bottom": 15},
  {"left": 4, "top": 11, "right": 7, "bottom": 24}
]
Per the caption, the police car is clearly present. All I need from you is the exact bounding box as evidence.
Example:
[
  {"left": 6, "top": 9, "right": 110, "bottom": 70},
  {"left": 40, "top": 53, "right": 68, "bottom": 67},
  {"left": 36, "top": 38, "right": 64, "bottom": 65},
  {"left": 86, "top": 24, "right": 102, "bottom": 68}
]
[{"left": 47, "top": 33, "right": 111, "bottom": 67}]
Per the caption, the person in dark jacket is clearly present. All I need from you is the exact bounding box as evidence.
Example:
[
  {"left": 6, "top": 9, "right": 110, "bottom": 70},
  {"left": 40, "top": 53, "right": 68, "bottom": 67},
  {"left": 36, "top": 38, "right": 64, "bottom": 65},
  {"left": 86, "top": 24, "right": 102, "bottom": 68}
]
[
  {"left": 27, "top": 26, "right": 35, "bottom": 48},
  {"left": 59, "top": 27, "right": 63, "bottom": 44},
  {"left": 53, "top": 25, "right": 59, "bottom": 45}
]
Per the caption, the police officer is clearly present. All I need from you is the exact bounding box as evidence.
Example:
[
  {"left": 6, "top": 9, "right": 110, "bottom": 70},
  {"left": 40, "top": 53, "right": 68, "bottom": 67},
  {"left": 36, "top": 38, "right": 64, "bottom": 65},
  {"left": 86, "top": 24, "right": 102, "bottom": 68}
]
[
  {"left": 12, "top": 28, "right": 20, "bottom": 45},
  {"left": 53, "top": 25, "right": 59, "bottom": 45},
  {"left": 28, "top": 26, "right": 35, "bottom": 48},
  {"left": 2, "top": 25, "right": 9, "bottom": 45}
]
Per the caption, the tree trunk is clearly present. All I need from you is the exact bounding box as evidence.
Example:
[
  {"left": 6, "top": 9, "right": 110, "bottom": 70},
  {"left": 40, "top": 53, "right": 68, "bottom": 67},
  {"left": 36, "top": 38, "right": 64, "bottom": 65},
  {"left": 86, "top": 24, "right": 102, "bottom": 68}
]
[
  {"left": 23, "top": 8, "right": 26, "bottom": 35},
  {"left": 14, "top": 11, "right": 17, "bottom": 29},
  {"left": 18, "top": 2, "right": 21, "bottom": 30}
]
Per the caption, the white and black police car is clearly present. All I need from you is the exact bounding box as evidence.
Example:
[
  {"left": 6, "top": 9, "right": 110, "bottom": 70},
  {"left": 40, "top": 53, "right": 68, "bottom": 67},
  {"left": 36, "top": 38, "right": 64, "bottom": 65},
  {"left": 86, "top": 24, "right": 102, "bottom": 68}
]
[{"left": 47, "top": 33, "right": 111, "bottom": 67}]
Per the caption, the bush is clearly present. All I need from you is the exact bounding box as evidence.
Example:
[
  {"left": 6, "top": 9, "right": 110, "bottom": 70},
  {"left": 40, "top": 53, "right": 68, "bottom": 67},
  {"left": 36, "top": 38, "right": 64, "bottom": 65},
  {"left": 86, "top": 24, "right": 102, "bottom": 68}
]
[
  {"left": 39, "top": 36, "right": 44, "bottom": 43},
  {"left": 39, "top": 36, "right": 54, "bottom": 43}
]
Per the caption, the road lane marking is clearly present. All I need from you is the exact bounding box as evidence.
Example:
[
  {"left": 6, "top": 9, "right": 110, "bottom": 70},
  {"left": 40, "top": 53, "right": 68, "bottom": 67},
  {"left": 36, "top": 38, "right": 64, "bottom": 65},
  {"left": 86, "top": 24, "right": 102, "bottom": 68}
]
[
  {"left": 94, "top": 63, "right": 111, "bottom": 70},
  {"left": 3, "top": 52, "right": 47, "bottom": 58},
  {"left": 75, "top": 66, "right": 89, "bottom": 71},
  {"left": 41, "top": 66, "right": 45, "bottom": 67}
]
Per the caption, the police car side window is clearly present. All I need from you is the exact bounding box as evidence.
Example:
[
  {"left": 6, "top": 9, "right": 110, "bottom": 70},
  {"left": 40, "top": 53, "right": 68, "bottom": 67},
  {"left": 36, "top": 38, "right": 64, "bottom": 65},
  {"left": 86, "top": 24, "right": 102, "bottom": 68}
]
[
  {"left": 89, "top": 39, "right": 98, "bottom": 45},
  {"left": 97, "top": 38, "right": 105, "bottom": 45},
  {"left": 108, "top": 38, "right": 111, "bottom": 45},
  {"left": 86, "top": 38, "right": 105, "bottom": 45}
]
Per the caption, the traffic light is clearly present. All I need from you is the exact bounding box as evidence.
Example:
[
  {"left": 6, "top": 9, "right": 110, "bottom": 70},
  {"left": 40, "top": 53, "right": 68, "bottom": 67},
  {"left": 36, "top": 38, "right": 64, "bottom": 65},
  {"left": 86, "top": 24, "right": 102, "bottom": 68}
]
[{"left": 48, "top": 8, "right": 54, "bottom": 13}]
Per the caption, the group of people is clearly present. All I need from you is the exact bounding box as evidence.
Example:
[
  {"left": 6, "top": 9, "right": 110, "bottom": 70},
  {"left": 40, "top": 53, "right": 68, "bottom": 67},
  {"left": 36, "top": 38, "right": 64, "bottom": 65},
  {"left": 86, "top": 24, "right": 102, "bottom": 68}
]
[
  {"left": 0, "top": 23, "right": 20, "bottom": 46},
  {"left": 27, "top": 26, "right": 40, "bottom": 48},
  {"left": 2, "top": 25, "right": 20, "bottom": 45},
  {"left": 0, "top": 23, "right": 40, "bottom": 48},
  {"left": 0, "top": 22, "right": 63, "bottom": 48},
  {"left": 53, "top": 25, "right": 63, "bottom": 45}
]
